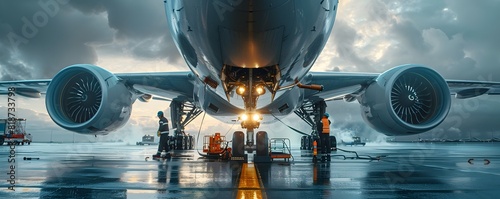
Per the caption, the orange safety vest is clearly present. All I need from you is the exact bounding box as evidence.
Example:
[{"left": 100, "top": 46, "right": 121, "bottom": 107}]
[{"left": 322, "top": 117, "right": 330, "bottom": 134}]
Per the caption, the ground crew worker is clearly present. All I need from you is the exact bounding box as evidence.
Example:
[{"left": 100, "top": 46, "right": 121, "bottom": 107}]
[
  {"left": 317, "top": 113, "right": 332, "bottom": 159},
  {"left": 155, "top": 111, "right": 170, "bottom": 157}
]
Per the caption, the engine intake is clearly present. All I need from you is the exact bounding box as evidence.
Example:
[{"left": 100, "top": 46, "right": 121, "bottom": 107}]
[
  {"left": 46, "top": 64, "right": 133, "bottom": 134},
  {"left": 359, "top": 65, "right": 451, "bottom": 136}
]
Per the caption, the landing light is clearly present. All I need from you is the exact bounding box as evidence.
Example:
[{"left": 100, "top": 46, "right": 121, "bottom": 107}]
[
  {"left": 237, "top": 86, "right": 246, "bottom": 95},
  {"left": 240, "top": 113, "right": 262, "bottom": 121},
  {"left": 240, "top": 114, "right": 249, "bottom": 121},
  {"left": 255, "top": 86, "right": 265, "bottom": 95},
  {"left": 252, "top": 113, "right": 262, "bottom": 121}
]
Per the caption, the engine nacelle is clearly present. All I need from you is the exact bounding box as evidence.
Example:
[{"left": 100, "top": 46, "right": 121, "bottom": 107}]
[
  {"left": 46, "top": 64, "right": 133, "bottom": 134},
  {"left": 359, "top": 65, "right": 451, "bottom": 136}
]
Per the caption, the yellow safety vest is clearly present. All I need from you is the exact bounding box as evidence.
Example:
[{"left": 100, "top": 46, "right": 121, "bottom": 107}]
[{"left": 322, "top": 117, "right": 330, "bottom": 134}]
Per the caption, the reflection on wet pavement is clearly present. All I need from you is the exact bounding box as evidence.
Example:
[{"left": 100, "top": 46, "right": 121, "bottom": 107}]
[{"left": 1, "top": 142, "right": 500, "bottom": 198}]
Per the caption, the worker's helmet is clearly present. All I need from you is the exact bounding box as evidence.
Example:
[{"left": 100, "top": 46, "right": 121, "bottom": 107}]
[
  {"left": 157, "top": 111, "right": 164, "bottom": 117},
  {"left": 324, "top": 113, "right": 330, "bottom": 118}
]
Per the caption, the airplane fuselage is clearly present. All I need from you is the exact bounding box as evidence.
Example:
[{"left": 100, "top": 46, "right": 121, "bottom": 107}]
[{"left": 165, "top": 0, "right": 338, "bottom": 123}]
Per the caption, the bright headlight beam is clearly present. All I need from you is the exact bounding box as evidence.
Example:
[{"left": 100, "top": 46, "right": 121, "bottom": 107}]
[
  {"left": 252, "top": 113, "right": 261, "bottom": 121},
  {"left": 255, "top": 86, "right": 265, "bottom": 95},
  {"left": 240, "top": 114, "right": 249, "bottom": 121},
  {"left": 237, "top": 86, "right": 246, "bottom": 95}
]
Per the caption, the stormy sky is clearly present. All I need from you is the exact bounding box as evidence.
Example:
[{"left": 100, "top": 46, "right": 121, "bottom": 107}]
[{"left": 0, "top": 0, "right": 499, "bottom": 143}]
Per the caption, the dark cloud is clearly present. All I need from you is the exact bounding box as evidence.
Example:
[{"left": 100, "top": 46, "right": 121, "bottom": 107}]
[
  {"left": 67, "top": 0, "right": 181, "bottom": 61},
  {"left": 0, "top": 44, "right": 32, "bottom": 80},
  {"left": 327, "top": 0, "right": 500, "bottom": 81},
  {"left": 70, "top": 1, "right": 165, "bottom": 39},
  {"left": 0, "top": 1, "right": 105, "bottom": 79},
  {"left": 0, "top": 0, "right": 181, "bottom": 80},
  {"left": 328, "top": 20, "right": 372, "bottom": 71}
]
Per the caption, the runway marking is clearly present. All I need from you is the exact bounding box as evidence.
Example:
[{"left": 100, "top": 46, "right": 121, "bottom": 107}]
[{"left": 237, "top": 163, "right": 264, "bottom": 199}]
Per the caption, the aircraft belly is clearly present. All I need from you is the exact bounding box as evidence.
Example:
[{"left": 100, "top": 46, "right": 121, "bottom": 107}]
[
  {"left": 219, "top": 27, "right": 284, "bottom": 68},
  {"left": 194, "top": 83, "right": 243, "bottom": 116}
]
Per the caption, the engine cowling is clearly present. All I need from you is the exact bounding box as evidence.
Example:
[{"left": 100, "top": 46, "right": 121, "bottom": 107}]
[
  {"left": 359, "top": 64, "right": 451, "bottom": 136},
  {"left": 45, "top": 64, "right": 133, "bottom": 134}
]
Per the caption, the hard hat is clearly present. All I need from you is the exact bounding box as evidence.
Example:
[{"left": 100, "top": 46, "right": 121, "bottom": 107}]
[
  {"left": 324, "top": 113, "right": 330, "bottom": 118},
  {"left": 157, "top": 111, "right": 164, "bottom": 117}
]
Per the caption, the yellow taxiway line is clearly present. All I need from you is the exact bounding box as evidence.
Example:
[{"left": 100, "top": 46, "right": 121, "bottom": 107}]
[{"left": 237, "top": 163, "right": 265, "bottom": 199}]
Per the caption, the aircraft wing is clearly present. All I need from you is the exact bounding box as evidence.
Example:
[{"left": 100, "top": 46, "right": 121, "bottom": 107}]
[
  {"left": 115, "top": 71, "right": 195, "bottom": 101},
  {"left": 0, "top": 71, "right": 196, "bottom": 101},
  {"left": 302, "top": 71, "right": 500, "bottom": 102},
  {"left": 301, "top": 71, "right": 377, "bottom": 102},
  {"left": 0, "top": 80, "right": 50, "bottom": 98}
]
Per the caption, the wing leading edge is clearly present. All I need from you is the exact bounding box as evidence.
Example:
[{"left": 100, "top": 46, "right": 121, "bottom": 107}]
[{"left": 0, "top": 71, "right": 196, "bottom": 101}]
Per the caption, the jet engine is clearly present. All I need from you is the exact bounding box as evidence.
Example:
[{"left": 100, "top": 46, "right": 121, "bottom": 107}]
[
  {"left": 359, "top": 65, "right": 451, "bottom": 136},
  {"left": 45, "top": 64, "right": 133, "bottom": 134}
]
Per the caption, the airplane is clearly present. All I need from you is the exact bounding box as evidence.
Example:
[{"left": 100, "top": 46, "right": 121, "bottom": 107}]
[{"left": 1, "top": 0, "right": 499, "bottom": 159}]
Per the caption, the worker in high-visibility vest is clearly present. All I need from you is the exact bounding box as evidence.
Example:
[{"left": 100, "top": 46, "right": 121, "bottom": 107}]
[
  {"left": 317, "top": 113, "right": 332, "bottom": 156},
  {"left": 312, "top": 140, "right": 318, "bottom": 163},
  {"left": 155, "top": 111, "right": 170, "bottom": 158},
  {"left": 313, "top": 140, "right": 318, "bottom": 156}
]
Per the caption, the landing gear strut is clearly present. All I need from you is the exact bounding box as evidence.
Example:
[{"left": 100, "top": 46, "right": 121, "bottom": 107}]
[
  {"left": 246, "top": 128, "right": 254, "bottom": 152},
  {"left": 169, "top": 99, "right": 202, "bottom": 150}
]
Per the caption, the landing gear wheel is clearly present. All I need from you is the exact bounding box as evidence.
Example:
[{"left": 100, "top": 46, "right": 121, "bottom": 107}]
[
  {"left": 0, "top": 137, "right": 4, "bottom": 146},
  {"left": 256, "top": 131, "right": 269, "bottom": 156},
  {"left": 232, "top": 131, "right": 244, "bottom": 157}
]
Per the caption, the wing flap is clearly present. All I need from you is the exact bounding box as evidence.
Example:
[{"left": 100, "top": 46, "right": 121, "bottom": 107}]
[{"left": 447, "top": 80, "right": 500, "bottom": 98}]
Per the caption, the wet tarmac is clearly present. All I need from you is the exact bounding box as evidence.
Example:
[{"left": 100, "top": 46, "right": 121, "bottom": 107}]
[{"left": 1, "top": 142, "right": 500, "bottom": 198}]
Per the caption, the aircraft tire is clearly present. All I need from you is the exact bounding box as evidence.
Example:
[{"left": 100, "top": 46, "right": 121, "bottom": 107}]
[
  {"left": 256, "top": 131, "right": 269, "bottom": 156},
  {"left": 232, "top": 131, "right": 244, "bottom": 157}
]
